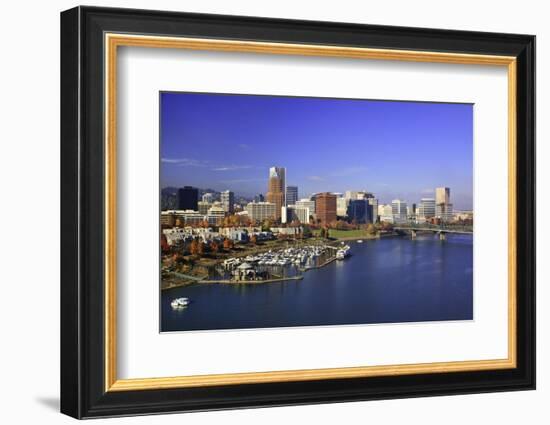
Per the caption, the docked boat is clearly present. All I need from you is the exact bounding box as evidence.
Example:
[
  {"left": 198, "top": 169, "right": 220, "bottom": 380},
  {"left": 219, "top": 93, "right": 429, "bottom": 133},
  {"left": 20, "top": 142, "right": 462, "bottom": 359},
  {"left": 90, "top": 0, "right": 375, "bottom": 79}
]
[
  {"left": 357, "top": 240, "right": 364, "bottom": 243},
  {"left": 336, "top": 245, "right": 351, "bottom": 260},
  {"left": 171, "top": 297, "right": 189, "bottom": 308}
]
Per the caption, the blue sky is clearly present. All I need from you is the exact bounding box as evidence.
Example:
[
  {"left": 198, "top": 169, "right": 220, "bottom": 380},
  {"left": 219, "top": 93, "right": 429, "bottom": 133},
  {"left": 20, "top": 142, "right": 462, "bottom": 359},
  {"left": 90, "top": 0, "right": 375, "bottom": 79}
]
[{"left": 160, "top": 92, "right": 473, "bottom": 209}]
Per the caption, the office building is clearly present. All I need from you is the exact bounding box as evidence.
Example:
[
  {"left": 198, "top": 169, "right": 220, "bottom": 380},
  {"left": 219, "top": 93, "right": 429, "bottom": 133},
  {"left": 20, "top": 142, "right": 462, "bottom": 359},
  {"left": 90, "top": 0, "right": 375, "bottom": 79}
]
[
  {"left": 296, "top": 198, "right": 315, "bottom": 216},
  {"left": 206, "top": 205, "right": 225, "bottom": 225},
  {"left": 391, "top": 199, "right": 408, "bottom": 223},
  {"left": 367, "top": 197, "right": 378, "bottom": 222},
  {"left": 197, "top": 201, "right": 211, "bottom": 216},
  {"left": 436, "top": 202, "right": 454, "bottom": 222},
  {"left": 286, "top": 185, "right": 298, "bottom": 206},
  {"left": 315, "top": 192, "right": 337, "bottom": 224},
  {"left": 176, "top": 186, "right": 198, "bottom": 211},
  {"left": 202, "top": 192, "right": 214, "bottom": 203},
  {"left": 266, "top": 166, "right": 286, "bottom": 220},
  {"left": 418, "top": 198, "right": 436, "bottom": 220},
  {"left": 435, "top": 187, "right": 450, "bottom": 205},
  {"left": 220, "top": 190, "right": 234, "bottom": 214},
  {"left": 254, "top": 193, "right": 265, "bottom": 203},
  {"left": 347, "top": 199, "right": 373, "bottom": 224},
  {"left": 287, "top": 205, "right": 310, "bottom": 223},
  {"left": 337, "top": 197, "right": 350, "bottom": 217},
  {"left": 379, "top": 204, "right": 394, "bottom": 223},
  {"left": 246, "top": 202, "right": 277, "bottom": 222}
]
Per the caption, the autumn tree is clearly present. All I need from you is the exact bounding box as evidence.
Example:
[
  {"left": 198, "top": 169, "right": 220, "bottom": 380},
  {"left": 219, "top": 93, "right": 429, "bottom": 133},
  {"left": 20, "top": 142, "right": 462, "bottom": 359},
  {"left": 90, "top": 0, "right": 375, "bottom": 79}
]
[
  {"left": 366, "top": 223, "right": 377, "bottom": 235},
  {"left": 189, "top": 239, "right": 199, "bottom": 256},
  {"left": 210, "top": 241, "right": 219, "bottom": 254},
  {"left": 250, "top": 234, "right": 258, "bottom": 245},
  {"left": 223, "top": 238, "right": 234, "bottom": 250}
]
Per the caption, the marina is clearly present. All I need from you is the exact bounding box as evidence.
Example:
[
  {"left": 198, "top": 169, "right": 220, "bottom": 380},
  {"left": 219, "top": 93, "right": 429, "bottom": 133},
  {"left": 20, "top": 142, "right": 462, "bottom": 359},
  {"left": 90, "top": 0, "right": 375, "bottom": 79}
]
[{"left": 162, "top": 234, "right": 473, "bottom": 332}]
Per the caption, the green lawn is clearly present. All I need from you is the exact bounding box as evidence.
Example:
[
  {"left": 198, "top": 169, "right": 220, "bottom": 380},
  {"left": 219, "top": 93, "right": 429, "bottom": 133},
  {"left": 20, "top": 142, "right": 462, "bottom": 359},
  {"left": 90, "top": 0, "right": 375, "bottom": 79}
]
[{"left": 329, "top": 229, "right": 373, "bottom": 239}]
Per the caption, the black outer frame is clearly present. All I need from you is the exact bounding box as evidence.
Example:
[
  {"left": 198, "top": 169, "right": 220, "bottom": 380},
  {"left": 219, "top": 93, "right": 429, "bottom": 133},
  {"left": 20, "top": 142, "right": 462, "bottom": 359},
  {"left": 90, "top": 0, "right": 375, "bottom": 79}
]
[{"left": 60, "top": 6, "right": 535, "bottom": 419}]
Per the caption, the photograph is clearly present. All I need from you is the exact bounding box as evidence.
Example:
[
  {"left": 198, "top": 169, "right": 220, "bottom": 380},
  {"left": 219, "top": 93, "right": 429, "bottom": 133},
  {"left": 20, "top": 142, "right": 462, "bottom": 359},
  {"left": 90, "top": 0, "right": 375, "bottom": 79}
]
[{"left": 159, "top": 92, "right": 474, "bottom": 332}]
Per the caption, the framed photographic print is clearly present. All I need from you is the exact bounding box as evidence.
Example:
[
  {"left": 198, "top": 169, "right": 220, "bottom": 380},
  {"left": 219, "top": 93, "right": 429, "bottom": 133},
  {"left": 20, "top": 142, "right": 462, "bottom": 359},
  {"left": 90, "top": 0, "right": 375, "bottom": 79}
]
[{"left": 60, "top": 6, "right": 535, "bottom": 419}]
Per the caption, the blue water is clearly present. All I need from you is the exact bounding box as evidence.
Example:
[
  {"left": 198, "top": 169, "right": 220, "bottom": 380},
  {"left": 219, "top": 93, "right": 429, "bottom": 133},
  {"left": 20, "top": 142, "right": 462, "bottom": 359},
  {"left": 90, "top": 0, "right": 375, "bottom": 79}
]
[{"left": 161, "top": 234, "right": 473, "bottom": 332}]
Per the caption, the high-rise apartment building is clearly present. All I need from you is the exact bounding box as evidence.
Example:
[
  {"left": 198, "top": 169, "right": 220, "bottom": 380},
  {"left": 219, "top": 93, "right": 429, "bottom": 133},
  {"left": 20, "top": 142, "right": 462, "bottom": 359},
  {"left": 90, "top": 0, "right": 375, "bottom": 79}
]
[
  {"left": 176, "top": 186, "right": 198, "bottom": 211},
  {"left": 266, "top": 166, "right": 286, "bottom": 220},
  {"left": 315, "top": 192, "right": 337, "bottom": 224},
  {"left": 220, "top": 190, "right": 234, "bottom": 214},
  {"left": 286, "top": 185, "right": 298, "bottom": 206}
]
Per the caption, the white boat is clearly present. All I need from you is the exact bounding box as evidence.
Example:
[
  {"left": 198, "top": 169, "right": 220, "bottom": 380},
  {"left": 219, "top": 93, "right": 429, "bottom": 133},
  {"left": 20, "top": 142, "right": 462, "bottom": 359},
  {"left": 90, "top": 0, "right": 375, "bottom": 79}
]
[
  {"left": 357, "top": 240, "right": 364, "bottom": 243},
  {"left": 171, "top": 297, "right": 189, "bottom": 308},
  {"left": 336, "top": 245, "right": 351, "bottom": 260}
]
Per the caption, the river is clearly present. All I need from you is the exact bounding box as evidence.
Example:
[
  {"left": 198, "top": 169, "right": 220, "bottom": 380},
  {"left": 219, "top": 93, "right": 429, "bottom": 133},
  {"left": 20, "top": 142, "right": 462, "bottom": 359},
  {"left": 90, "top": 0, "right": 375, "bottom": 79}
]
[{"left": 161, "top": 234, "right": 473, "bottom": 332}]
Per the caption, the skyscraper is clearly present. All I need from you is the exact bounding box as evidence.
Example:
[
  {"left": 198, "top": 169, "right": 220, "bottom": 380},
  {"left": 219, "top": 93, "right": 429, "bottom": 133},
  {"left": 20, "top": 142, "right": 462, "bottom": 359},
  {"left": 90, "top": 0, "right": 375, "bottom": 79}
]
[
  {"left": 435, "top": 187, "right": 453, "bottom": 222},
  {"left": 286, "top": 185, "right": 298, "bottom": 206},
  {"left": 176, "top": 186, "right": 198, "bottom": 210},
  {"left": 315, "top": 192, "right": 337, "bottom": 224},
  {"left": 435, "top": 187, "right": 450, "bottom": 205},
  {"left": 266, "top": 166, "right": 286, "bottom": 220},
  {"left": 220, "top": 190, "right": 234, "bottom": 214}
]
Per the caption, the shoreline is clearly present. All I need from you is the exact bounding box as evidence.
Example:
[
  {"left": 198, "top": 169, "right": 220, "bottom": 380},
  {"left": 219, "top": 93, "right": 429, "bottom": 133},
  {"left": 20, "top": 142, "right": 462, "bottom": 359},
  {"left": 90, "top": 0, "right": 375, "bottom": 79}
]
[{"left": 162, "top": 249, "right": 344, "bottom": 291}]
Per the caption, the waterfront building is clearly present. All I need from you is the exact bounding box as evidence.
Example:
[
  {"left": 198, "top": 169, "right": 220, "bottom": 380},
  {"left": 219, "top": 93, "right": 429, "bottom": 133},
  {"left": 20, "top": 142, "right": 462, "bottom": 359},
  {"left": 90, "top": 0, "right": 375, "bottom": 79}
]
[
  {"left": 367, "top": 197, "right": 378, "bottom": 222},
  {"left": 347, "top": 199, "right": 373, "bottom": 224},
  {"left": 266, "top": 166, "right": 286, "bottom": 220},
  {"left": 315, "top": 192, "right": 337, "bottom": 224},
  {"left": 202, "top": 192, "right": 214, "bottom": 203},
  {"left": 296, "top": 198, "right": 315, "bottom": 216},
  {"left": 206, "top": 205, "right": 225, "bottom": 225},
  {"left": 176, "top": 186, "right": 198, "bottom": 210},
  {"left": 246, "top": 201, "right": 277, "bottom": 222},
  {"left": 220, "top": 190, "right": 235, "bottom": 214},
  {"left": 337, "top": 197, "right": 349, "bottom": 217},
  {"left": 418, "top": 198, "right": 436, "bottom": 221},
  {"left": 379, "top": 204, "right": 394, "bottom": 223},
  {"left": 197, "top": 201, "right": 211, "bottom": 216},
  {"left": 286, "top": 185, "right": 298, "bottom": 206},
  {"left": 287, "top": 205, "right": 310, "bottom": 223},
  {"left": 391, "top": 199, "right": 408, "bottom": 223}
]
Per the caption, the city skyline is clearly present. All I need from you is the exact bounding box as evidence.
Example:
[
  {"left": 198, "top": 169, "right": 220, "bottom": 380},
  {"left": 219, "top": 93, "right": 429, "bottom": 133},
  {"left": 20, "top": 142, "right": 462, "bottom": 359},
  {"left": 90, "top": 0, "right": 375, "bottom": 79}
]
[{"left": 161, "top": 92, "right": 473, "bottom": 209}]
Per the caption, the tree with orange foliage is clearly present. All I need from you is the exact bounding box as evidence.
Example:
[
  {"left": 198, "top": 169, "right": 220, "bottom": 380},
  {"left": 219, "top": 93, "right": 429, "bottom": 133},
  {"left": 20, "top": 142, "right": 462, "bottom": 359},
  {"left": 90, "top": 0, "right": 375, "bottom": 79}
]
[
  {"left": 223, "top": 238, "right": 234, "bottom": 250},
  {"left": 190, "top": 239, "right": 199, "bottom": 255},
  {"left": 250, "top": 234, "right": 258, "bottom": 245},
  {"left": 211, "top": 241, "right": 219, "bottom": 254}
]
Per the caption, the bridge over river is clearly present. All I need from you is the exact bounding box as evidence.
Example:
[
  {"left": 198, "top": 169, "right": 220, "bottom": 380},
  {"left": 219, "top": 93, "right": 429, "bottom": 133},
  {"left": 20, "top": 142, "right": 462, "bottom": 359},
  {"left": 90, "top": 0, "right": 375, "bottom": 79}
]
[{"left": 394, "top": 224, "right": 473, "bottom": 240}]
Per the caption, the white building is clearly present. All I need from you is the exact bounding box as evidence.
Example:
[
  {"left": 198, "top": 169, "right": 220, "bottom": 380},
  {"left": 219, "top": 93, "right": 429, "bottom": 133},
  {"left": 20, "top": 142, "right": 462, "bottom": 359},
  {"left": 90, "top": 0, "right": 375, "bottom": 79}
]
[
  {"left": 379, "top": 204, "right": 394, "bottom": 223},
  {"left": 337, "top": 197, "right": 349, "bottom": 217},
  {"left": 220, "top": 190, "right": 234, "bottom": 214},
  {"left": 418, "top": 198, "right": 436, "bottom": 221},
  {"left": 246, "top": 202, "right": 277, "bottom": 222},
  {"left": 206, "top": 205, "right": 225, "bottom": 225},
  {"left": 391, "top": 199, "right": 408, "bottom": 223},
  {"left": 295, "top": 198, "right": 315, "bottom": 215},
  {"left": 287, "top": 205, "right": 310, "bottom": 223},
  {"left": 202, "top": 192, "right": 214, "bottom": 203}
]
